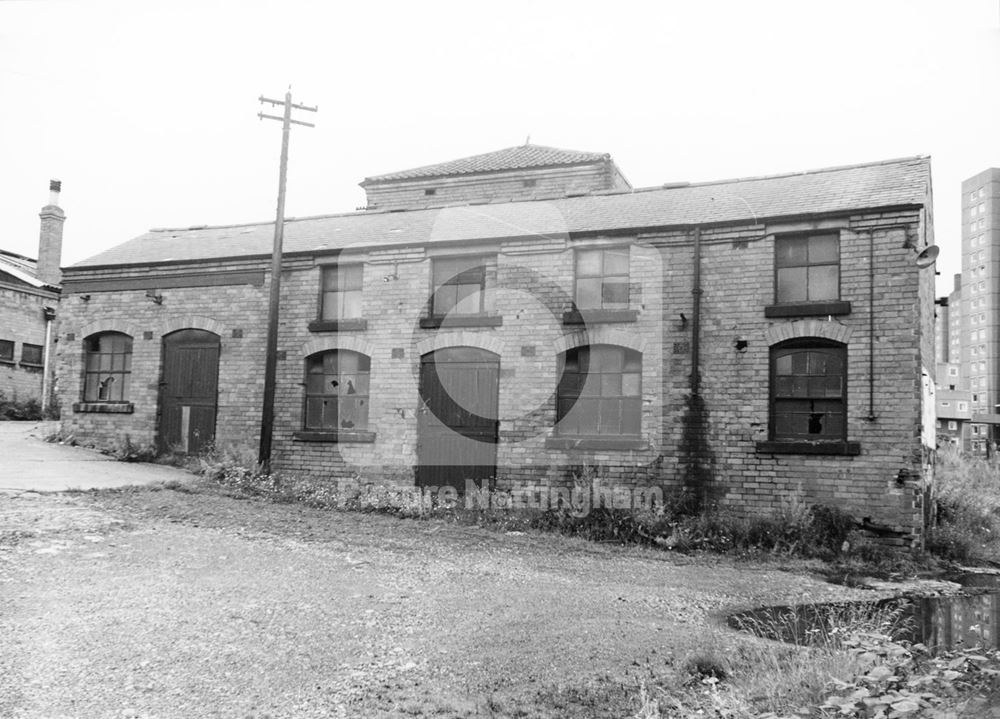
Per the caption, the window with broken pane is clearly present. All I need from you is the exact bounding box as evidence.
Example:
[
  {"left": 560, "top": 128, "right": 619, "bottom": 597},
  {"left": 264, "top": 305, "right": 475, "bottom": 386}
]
[
  {"left": 774, "top": 233, "right": 839, "bottom": 303},
  {"left": 320, "top": 264, "right": 364, "bottom": 320},
  {"left": 430, "top": 256, "right": 493, "bottom": 317},
  {"left": 575, "top": 247, "right": 630, "bottom": 309},
  {"left": 83, "top": 332, "right": 133, "bottom": 402},
  {"left": 304, "top": 350, "right": 370, "bottom": 431},
  {"left": 771, "top": 341, "right": 846, "bottom": 441},
  {"left": 556, "top": 345, "right": 641, "bottom": 436}
]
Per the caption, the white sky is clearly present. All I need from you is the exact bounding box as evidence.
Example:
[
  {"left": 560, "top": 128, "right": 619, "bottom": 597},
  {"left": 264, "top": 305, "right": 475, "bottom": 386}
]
[{"left": 1, "top": 0, "right": 998, "bottom": 296}]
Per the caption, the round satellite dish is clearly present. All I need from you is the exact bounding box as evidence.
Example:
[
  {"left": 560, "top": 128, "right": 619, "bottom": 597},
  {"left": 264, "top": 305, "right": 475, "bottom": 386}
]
[{"left": 915, "top": 244, "right": 940, "bottom": 268}]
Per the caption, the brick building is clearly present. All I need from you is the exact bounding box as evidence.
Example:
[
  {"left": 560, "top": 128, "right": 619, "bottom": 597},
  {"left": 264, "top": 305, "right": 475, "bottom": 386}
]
[
  {"left": 55, "top": 146, "right": 937, "bottom": 542},
  {"left": 0, "top": 180, "right": 63, "bottom": 408}
]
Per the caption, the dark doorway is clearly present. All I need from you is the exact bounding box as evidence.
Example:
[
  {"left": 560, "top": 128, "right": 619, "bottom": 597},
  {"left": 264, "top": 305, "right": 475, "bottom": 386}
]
[
  {"left": 416, "top": 347, "right": 499, "bottom": 492},
  {"left": 159, "top": 329, "right": 220, "bottom": 454}
]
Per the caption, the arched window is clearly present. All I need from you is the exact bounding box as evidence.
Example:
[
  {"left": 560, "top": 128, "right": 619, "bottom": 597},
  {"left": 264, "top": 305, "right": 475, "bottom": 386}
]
[
  {"left": 304, "top": 350, "right": 370, "bottom": 430},
  {"left": 770, "top": 339, "right": 846, "bottom": 441},
  {"left": 556, "top": 344, "right": 641, "bottom": 437},
  {"left": 83, "top": 332, "right": 133, "bottom": 402}
]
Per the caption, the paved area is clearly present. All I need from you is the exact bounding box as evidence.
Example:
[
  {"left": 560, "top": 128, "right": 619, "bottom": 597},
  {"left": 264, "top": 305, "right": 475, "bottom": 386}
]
[{"left": 0, "top": 422, "right": 191, "bottom": 493}]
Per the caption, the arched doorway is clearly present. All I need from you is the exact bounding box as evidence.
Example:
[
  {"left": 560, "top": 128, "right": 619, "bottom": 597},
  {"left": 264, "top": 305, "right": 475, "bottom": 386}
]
[
  {"left": 416, "top": 347, "right": 499, "bottom": 492},
  {"left": 158, "top": 329, "right": 221, "bottom": 454}
]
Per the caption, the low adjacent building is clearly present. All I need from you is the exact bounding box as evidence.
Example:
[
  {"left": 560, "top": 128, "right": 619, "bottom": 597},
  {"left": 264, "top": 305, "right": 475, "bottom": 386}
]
[
  {"left": 0, "top": 181, "right": 64, "bottom": 410},
  {"left": 55, "top": 146, "right": 937, "bottom": 543}
]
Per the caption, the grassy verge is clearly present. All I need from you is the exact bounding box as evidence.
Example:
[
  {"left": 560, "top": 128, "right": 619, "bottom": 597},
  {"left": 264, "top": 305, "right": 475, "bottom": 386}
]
[{"left": 927, "top": 444, "right": 1000, "bottom": 566}]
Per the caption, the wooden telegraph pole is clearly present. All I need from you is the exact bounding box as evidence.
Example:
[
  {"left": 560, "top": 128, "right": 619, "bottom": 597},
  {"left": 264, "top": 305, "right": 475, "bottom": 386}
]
[{"left": 257, "top": 89, "right": 317, "bottom": 468}]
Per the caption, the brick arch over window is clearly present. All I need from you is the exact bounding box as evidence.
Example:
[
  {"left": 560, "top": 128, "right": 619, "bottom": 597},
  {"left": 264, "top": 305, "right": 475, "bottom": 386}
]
[
  {"left": 764, "top": 319, "right": 852, "bottom": 347},
  {"left": 553, "top": 326, "right": 645, "bottom": 355},
  {"left": 153, "top": 315, "right": 227, "bottom": 338},
  {"left": 301, "top": 336, "right": 376, "bottom": 359},
  {"left": 78, "top": 319, "right": 140, "bottom": 341},
  {"left": 414, "top": 332, "right": 504, "bottom": 358}
]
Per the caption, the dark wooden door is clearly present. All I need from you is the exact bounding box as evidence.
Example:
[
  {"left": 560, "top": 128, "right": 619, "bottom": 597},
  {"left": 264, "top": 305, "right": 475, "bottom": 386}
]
[
  {"left": 159, "top": 329, "right": 220, "bottom": 454},
  {"left": 417, "top": 347, "right": 499, "bottom": 492}
]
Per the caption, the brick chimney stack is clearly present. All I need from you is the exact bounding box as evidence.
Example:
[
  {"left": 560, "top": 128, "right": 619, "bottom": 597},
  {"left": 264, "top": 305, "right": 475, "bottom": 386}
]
[{"left": 37, "top": 179, "right": 65, "bottom": 287}]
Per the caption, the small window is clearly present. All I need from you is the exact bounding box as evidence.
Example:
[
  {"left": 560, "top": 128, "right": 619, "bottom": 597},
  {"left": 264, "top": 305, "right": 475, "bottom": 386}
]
[
  {"left": 949, "top": 367, "right": 958, "bottom": 376},
  {"left": 430, "top": 256, "right": 493, "bottom": 317},
  {"left": 556, "top": 345, "right": 641, "bottom": 437},
  {"left": 83, "top": 332, "right": 133, "bottom": 402},
  {"left": 770, "top": 340, "right": 846, "bottom": 441},
  {"left": 948, "top": 421, "right": 958, "bottom": 431},
  {"left": 940, "top": 401, "right": 950, "bottom": 407},
  {"left": 575, "top": 247, "right": 630, "bottom": 310},
  {"left": 774, "top": 233, "right": 839, "bottom": 303},
  {"left": 21, "top": 343, "right": 42, "bottom": 366},
  {"left": 304, "top": 351, "right": 370, "bottom": 431},
  {"left": 523, "top": 178, "right": 537, "bottom": 188},
  {"left": 0, "top": 339, "right": 12, "bottom": 363},
  {"left": 320, "top": 265, "right": 364, "bottom": 321},
  {"left": 958, "top": 402, "right": 968, "bottom": 412},
  {"left": 424, "top": 188, "right": 437, "bottom": 196}
]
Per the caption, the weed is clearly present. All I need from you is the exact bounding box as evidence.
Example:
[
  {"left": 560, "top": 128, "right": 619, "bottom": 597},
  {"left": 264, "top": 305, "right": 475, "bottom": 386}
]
[{"left": 0, "top": 391, "right": 42, "bottom": 421}]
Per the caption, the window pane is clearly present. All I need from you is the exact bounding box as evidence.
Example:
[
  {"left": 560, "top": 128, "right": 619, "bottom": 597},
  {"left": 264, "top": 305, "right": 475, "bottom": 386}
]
[
  {"left": 576, "top": 250, "right": 602, "bottom": 277},
  {"left": 338, "top": 397, "right": 366, "bottom": 430},
  {"left": 621, "top": 398, "right": 642, "bottom": 435},
  {"left": 593, "top": 346, "right": 623, "bottom": 372},
  {"left": 454, "top": 284, "right": 481, "bottom": 314},
  {"left": 306, "top": 373, "right": 327, "bottom": 394},
  {"left": 775, "top": 354, "right": 792, "bottom": 375},
  {"left": 322, "top": 268, "right": 339, "bottom": 291},
  {"left": 623, "top": 350, "right": 641, "bottom": 372},
  {"left": 305, "top": 398, "right": 325, "bottom": 428},
  {"left": 84, "top": 377, "right": 98, "bottom": 401},
  {"left": 112, "top": 352, "right": 125, "bottom": 371},
  {"left": 341, "top": 290, "right": 363, "bottom": 319},
  {"left": 775, "top": 237, "right": 808, "bottom": 266},
  {"left": 776, "top": 267, "right": 807, "bottom": 302},
  {"left": 601, "top": 374, "right": 621, "bottom": 396},
  {"left": 432, "top": 285, "right": 457, "bottom": 316},
  {"left": 602, "top": 280, "right": 629, "bottom": 308},
  {"left": 99, "top": 353, "right": 112, "bottom": 371},
  {"left": 321, "top": 292, "right": 338, "bottom": 320},
  {"left": 120, "top": 375, "right": 131, "bottom": 402},
  {"left": 622, "top": 373, "right": 640, "bottom": 396},
  {"left": 808, "top": 234, "right": 839, "bottom": 263},
  {"left": 597, "top": 399, "right": 622, "bottom": 434},
  {"left": 576, "top": 278, "right": 602, "bottom": 308},
  {"left": 343, "top": 265, "right": 363, "bottom": 290},
  {"left": 775, "top": 376, "right": 794, "bottom": 396},
  {"left": 86, "top": 352, "right": 100, "bottom": 371},
  {"left": 576, "top": 399, "right": 600, "bottom": 434},
  {"left": 604, "top": 248, "right": 629, "bottom": 276},
  {"left": 557, "top": 398, "right": 579, "bottom": 429},
  {"left": 791, "top": 352, "right": 808, "bottom": 374},
  {"left": 808, "top": 265, "right": 838, "bottom": 300}
]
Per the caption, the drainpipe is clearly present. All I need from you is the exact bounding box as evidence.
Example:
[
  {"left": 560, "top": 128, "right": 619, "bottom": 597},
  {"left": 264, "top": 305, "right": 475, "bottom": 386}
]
[
  {"left": 691, "top": 227, "right": 702, "bottom": 397},
  {"left": 41, "top": 306, "right": 56, "bottom": 414},
  {"left": 866, "top": 230, "right": 877, "bottom": 422}
]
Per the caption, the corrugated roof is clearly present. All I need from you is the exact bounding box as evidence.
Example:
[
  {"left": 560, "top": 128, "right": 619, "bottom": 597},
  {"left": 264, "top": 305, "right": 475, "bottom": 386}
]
[
  {"left": 361, "top": 144, "right": 610, "bottom": 184},
  {"left": 74, "top": 155, "right": 931, "bottom": 269}
]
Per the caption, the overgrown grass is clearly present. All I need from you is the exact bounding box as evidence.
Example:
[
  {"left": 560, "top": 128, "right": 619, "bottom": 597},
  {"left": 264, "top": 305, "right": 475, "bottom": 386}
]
[
  {"left": 0, "top": 391, "right": 42, "bottom": 421},
  {"left": 927, "top": 444, "right": 1000, "bottom": 565}
]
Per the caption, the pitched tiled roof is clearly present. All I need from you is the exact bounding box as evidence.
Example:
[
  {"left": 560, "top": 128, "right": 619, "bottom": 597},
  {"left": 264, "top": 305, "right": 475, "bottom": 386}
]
[
  {"left": 361, "top": 144, "right": 610, "bottom": 184},
  {"left": 74, "top": 156, "right": 931, "bottom": 268}
]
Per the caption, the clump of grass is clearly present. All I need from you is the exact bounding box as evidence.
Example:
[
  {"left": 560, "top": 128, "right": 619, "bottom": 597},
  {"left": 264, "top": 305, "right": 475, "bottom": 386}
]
[
  {"left": 0, "top": 391, "right": 42, "bottom": 421},
  {"left": 928, "top": 444, "right": 1000, "bottom": 564}
]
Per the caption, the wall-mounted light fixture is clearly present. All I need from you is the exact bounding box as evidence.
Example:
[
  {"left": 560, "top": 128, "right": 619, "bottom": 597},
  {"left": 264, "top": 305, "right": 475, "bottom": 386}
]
[
  {"left": 79, "top": 294, "right": 91, "bottom": 302},
  {"left": 145, "top": 289, "right": 163, "bottom": 305}
]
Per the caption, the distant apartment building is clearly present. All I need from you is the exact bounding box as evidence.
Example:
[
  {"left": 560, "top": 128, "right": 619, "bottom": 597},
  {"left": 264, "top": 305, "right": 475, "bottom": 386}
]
[
  {"left": 961, "top": 168, "right": 1000, "bottom": 453},
  {"left": 935, "top": 361, "right": 971, "bottom": 450}
]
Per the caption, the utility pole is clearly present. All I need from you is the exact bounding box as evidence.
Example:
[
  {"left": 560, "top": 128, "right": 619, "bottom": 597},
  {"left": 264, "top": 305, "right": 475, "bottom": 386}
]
[{"left": 257, "top": 89, "right": 317, "bottom": 468}]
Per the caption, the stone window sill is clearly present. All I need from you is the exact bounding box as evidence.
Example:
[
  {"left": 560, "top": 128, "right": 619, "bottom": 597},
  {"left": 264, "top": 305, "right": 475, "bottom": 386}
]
[
  {"left": 19, "top": 362, "right": 43, "bottom": 371},
  {"left": 419, "top": 315, "right": 503, "bottom": 329},
  {"left": 293, "top": 430, "right": 376, "bottom": 443},
  {"left": 73, "top": 402, "right": 135, "bottom": 414},
  {"left": 308, "top": 318, "right": 368, "bottom": 333},
  {"left": 0, "top": 359, "right": 14, "bottom": 366},
  {"left": 562, "top": 309, "right": 639, "bottom": 325},
  {"left": 755, "top": 440, "right": 860, "bottom": 456},
  {"left": 764, "top": 301, "right": 851, "bottom": 318},
  {"left": 545, "top": 436, "right": 646, "bottom": 450}
]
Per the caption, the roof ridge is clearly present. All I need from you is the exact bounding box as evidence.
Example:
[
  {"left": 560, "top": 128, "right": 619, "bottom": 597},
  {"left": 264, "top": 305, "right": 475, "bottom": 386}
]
[{"left": 637, "top": 155, "right": 929, "bottom": 192}]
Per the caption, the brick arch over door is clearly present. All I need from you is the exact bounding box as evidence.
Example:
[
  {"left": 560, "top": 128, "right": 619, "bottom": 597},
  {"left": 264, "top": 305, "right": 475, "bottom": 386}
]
[
  {"left": 301, "top": 336, "right": 376, "bottom": 359},
  {"left": 78, "top": 319, "right": 140, "bottom": 341},
  {"left": 414, "top": 332, "right": 504, "bottom": 358},
  {"left": 763, "top": 319, "right": 853, "bottom": 347},
  {"left": 552, "top": 326, "right": 646, "bottom": 355},
  {"left": 153, "top": 315, "right": 228, "bottom": 339}
]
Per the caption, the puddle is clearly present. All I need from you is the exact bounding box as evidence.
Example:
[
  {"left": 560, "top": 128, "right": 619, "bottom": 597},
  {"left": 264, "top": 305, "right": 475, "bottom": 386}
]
[{"left": 728, "top": 576, "right": 1000, "bottom": 653}]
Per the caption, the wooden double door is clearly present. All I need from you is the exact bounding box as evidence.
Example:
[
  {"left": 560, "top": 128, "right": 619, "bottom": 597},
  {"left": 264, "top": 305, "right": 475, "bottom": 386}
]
[
  {"left": 158, "top": 329, "right": 220, "bottom": 454},
  {"left": 416, "top": 347, "right": 499, "bottom": 492}
]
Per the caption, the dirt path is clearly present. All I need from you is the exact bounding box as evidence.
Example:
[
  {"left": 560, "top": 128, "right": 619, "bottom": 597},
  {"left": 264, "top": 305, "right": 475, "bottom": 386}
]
[{"left": 0, "top": 482, "right": 884, "bottom": 718}]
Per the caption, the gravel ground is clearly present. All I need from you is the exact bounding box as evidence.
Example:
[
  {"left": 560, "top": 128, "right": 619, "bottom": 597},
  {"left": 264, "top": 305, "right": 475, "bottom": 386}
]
[{"left": 0, "top": 480, "right": 889, "bottom": 718}]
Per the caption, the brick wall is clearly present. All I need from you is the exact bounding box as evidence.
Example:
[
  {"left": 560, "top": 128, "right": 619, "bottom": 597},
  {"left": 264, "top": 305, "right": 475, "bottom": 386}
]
[
  {"left": 0, "top": 283, "right": 57, "bottom": 403},
  {"left": 363, "top": 163, "right": 629, "bottom": 211},
  {"left": 55, "top": 260, "right": 268, "bottom": 449}
]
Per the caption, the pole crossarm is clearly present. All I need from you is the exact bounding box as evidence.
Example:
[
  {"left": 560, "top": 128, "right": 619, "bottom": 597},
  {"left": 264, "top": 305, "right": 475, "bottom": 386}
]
[{"left": 256, "top": 89, "right": 317, "bottom": 468}]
